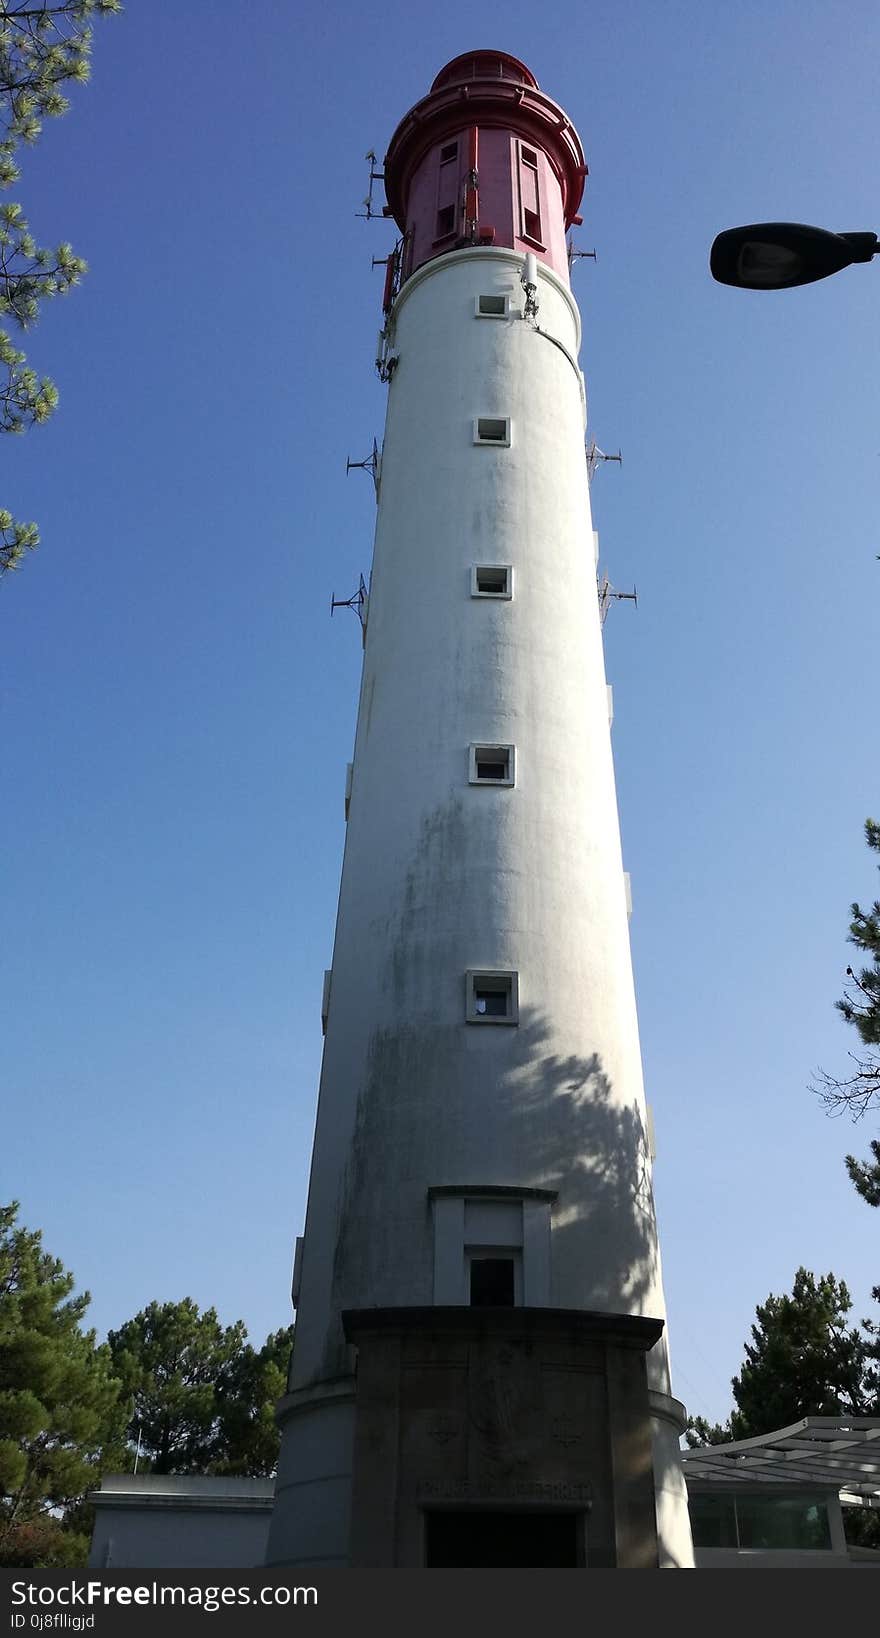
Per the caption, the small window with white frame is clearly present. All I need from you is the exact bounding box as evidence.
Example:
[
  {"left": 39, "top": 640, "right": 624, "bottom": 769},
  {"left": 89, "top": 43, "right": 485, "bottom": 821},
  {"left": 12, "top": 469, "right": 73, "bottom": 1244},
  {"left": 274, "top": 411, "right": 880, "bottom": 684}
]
[
  {"left": 475, "top": 293, "right": 509, "bottom": 319},
  {"left": 473, "top": 417, "right": 511, "bottom": 446},
  {"left": 469, "top": 743, "right": 515, "bottom": 786},
  {"left": 466, "top": 969, "right": 519, "bottom": 1024},
  {"left": 471, "top": 564, "right": 512, "bottom": 599}
]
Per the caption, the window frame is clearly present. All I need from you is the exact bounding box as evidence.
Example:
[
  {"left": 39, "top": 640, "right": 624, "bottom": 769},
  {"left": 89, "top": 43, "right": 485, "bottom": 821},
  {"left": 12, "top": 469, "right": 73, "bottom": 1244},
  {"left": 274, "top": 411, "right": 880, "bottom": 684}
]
[
  {"left": 474, "top": 293, "right": 509, "bottom": 319},
  {"left": 469, "top": 743, "right": 515, "bottom": 787},
  {"left": 434, "top": 139, "right": 461, "bottom": 244},
  {"left": 473, "top": 417, "right": 511, "bottom": 446},
  {"left": 466, "top": 968, "right": 519, "bottom": 1025},
  {"left": 517, "top": 139, "right": 545, "bottom": 249}
]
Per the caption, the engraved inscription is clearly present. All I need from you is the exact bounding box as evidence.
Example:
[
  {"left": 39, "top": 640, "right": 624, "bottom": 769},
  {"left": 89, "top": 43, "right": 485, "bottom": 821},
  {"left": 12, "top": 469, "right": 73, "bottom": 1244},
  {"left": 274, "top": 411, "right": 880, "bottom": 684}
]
[{"left": 417, "top": 1478, "right": 591, "bottom": 1504}]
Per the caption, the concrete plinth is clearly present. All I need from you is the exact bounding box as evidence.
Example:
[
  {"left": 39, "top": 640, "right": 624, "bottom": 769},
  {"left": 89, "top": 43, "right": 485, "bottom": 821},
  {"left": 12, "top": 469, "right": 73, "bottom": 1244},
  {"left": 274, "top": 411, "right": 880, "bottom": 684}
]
[{"left": 342, "top": 1306, "right": 663, "bottom": 1568}]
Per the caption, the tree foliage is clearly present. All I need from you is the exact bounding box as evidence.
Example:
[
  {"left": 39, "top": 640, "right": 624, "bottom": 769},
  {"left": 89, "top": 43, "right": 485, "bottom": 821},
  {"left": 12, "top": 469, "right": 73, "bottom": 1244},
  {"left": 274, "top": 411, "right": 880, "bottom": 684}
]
[
  {"left": 0, "top": 1, "right": 120, "bottom": 574},
  {"left": 813, "top": 819, "right": 880, "bottom": 1205},
  {"left": 0, "top": 1204, "right": 293, "bottom": 1565},
  {"left": 684, "top": 1414, "right": 730, "bottom": 1449},
  {"left": 687, "top": 1268, "right": 872, "bottom": 1450},
  {"left": 728, "top": 1269, "right": 868, "bottom": 1439},
  {"left": 214, "top": 1326, "right": 294, "bottom": 1477},
  {"left": 0, "top": 1200, "right": 124, "bottom": 1559},
  {"left": 107, "top": 1300, "right": 293, "bottom": 1477}
]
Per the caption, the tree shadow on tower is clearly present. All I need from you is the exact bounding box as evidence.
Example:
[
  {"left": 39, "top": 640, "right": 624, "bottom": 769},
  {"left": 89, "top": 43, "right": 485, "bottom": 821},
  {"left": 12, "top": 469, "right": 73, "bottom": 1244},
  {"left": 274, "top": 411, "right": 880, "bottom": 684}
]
[{"left": 496, "top": 1004, "right": 661, "bottom": 1322}]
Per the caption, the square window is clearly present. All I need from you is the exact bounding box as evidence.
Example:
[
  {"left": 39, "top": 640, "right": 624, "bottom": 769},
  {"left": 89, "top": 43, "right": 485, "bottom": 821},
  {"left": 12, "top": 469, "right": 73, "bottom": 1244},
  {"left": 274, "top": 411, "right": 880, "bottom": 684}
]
[
  {"left": 470, "top": 1257, "right": 515, "bottom": 1307},
  {"left": 469, "top": 743, "right": 515, "bottom": 786},
  {"left": 436, "top": 203, "right": 456, "bottom": 239},
  {"left": 475, "top": 293, "right": 508, "bottom": 318},
  {"left": 440, "top": 141, "right": 459, "bottom": 163},
  {"left": 466, "top": 969, "right": 519, "bottom": 1024},
  {"left": 474, "top": 417, "right": 511, "bottom": 446},
  {"left": 472, "top": 564, "right": 512, "bottom": 598}
]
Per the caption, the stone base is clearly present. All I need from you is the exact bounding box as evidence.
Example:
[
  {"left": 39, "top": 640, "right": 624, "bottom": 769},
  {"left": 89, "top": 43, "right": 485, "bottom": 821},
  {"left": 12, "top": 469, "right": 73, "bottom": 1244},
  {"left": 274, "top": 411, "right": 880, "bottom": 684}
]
[{"left": 342, "top": 1306, "right": 664, "bottom": 1568}]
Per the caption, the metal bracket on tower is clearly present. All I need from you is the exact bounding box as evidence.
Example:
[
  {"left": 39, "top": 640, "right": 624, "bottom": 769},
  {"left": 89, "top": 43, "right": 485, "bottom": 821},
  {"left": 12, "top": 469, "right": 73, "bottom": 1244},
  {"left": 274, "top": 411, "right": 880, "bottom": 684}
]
[
  {"left": 356, "top": 151, "right": 386, "bottom": 220},
  {"left": 597, "top": 575, "right": 638, "bottom": 626},
  {"left": 373, "top": 246, "right": 403, "bottom": 380},
  {"left": 346, "top": 438, "right": 381, "bottom": 499},
  {"left": 374, "top": 328, "right": 399, "bottom": 384},
  {"left": 586, "top": 442, "right": 622, "bottom": 482},
  {"left": 331, "top": 574, "right": 369, "bottom": 643},
  {"left": 567, "top": 240, "right": 597, "bottom": 268}
]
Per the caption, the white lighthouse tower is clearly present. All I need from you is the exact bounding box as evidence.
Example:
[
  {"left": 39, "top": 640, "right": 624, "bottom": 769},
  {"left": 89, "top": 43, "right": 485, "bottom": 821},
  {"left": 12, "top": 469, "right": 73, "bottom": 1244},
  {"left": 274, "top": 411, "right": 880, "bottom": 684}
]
[{"left": 267, "top": 51, "right": 694, "bottom": 1570}]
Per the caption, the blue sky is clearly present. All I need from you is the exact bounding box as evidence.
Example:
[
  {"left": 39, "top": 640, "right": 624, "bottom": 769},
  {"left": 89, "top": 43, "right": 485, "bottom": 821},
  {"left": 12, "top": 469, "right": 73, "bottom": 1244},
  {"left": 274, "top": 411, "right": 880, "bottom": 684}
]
[{"left": 3, "top": 0, "right": 878, "bottom": 1428}]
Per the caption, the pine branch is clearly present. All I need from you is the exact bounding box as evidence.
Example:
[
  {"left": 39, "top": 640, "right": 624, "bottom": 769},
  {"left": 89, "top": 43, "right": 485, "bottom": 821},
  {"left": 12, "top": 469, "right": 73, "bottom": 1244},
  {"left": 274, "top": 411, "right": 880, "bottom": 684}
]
[
  {"left": 811, "top": 1054, "right": 880, "bottom": 1121},
  {"left": 0, "top": 507, "right": 39, "bottom": 570}
]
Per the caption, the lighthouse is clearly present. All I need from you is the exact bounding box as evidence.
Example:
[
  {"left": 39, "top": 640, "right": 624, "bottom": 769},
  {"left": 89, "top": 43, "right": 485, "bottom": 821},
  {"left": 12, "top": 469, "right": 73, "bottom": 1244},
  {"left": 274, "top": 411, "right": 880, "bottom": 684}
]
[{"left": 267, "top": 51, "right": 694, "bottom": 1570}]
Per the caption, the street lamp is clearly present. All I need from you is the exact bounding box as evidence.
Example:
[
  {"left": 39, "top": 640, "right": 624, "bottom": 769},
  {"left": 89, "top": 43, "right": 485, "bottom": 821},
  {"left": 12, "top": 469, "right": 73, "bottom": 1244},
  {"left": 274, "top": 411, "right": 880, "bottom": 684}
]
[{"left": 710, "top": 221, "right": 878, "bottom": 290}]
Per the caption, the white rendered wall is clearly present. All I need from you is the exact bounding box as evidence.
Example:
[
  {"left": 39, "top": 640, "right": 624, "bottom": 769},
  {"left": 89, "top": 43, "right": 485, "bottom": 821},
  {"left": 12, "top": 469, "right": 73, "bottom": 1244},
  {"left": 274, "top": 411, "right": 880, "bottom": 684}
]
[
  {"left": 269, "top": 247, "right": 692, "bottom": 1569},
  {"left": 89, "top": 1477, "right": 274, "bottom": 1570}
]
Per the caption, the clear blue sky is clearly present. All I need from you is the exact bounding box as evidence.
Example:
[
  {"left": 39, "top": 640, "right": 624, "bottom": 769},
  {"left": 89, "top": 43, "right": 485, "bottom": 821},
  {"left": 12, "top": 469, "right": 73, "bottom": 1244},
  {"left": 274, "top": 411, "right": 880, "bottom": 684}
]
[{"left": 4, "top": 0, "right": 878, "bottom": 1429}]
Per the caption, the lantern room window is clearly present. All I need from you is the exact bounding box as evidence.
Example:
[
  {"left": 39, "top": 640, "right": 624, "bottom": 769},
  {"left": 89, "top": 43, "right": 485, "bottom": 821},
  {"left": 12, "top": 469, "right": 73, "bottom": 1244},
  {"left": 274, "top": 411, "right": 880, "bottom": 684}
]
[
  {"left": 518, "top": 142, "right": 543, "bottom": 246},
  {"left": 435, "top": 139, "right": 460, "bottom": 242}
]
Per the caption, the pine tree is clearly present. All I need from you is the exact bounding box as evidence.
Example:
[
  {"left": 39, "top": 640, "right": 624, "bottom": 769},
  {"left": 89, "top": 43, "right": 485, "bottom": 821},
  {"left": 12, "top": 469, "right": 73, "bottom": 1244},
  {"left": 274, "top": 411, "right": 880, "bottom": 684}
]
[
  {"left": 728, "top": 1269, "right": 867, "bottom": 1439},
  {"left": 0, "top": 1201, "right": 124, "bottom": 1563},
  {"left": 107, "top": 1299, "right": 247, "bottom": 1475},
  {"left": 0, "top": 1, "right": 121, "bottom": 573},
  {"left": 107, "top": 1301, "right": 291, "bottom": 1477},
  {"left": 688, "top": 1269, "right": 869, "bottom": 1449}
]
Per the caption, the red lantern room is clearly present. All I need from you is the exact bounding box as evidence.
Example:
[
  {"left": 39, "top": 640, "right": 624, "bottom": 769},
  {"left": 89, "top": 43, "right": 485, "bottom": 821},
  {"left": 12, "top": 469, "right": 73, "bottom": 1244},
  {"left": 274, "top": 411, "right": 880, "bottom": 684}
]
[{"left": 383, "top": 51, "right": 587, "bottom": 290}]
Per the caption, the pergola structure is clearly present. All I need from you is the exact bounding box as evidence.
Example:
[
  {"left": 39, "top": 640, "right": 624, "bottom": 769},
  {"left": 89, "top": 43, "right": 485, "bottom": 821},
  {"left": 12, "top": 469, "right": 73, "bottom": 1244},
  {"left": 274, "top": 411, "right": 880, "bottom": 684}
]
[{"left": 681, "top": 1418, "right": 880, "bottom": 1505}]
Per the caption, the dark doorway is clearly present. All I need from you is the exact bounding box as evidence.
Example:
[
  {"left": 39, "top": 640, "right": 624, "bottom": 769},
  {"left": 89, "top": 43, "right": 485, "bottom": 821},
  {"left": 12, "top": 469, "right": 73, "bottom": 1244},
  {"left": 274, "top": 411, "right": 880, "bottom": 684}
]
[
  {"left": 425, "top": 1509, "right": 580, "bottom": 1568},
  {"left": 470, "top": 1257, "right": 515, "bottom": 1307}
]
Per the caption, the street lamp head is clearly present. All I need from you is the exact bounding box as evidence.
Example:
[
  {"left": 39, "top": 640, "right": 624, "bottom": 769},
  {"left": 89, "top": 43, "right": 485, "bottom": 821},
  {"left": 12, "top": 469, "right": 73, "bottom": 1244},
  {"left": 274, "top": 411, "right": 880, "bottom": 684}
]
[{"left": 710, "top": 221, "right": 878, "bottom": 290}]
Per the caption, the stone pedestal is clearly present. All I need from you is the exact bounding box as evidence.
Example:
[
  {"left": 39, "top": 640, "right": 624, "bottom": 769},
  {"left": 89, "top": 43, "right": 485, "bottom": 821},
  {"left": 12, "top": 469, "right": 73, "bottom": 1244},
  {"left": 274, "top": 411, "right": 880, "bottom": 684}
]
[{"left": 342, "top": 1307, "right": 663, "bottom": 1568}]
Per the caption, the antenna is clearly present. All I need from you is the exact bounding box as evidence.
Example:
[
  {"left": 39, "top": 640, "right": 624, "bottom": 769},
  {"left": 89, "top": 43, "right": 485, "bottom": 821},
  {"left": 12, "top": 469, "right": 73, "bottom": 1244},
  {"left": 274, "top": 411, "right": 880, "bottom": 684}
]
[
  {"left": 597, "top": 575, "right": 638, "bottom": 626},
  {"left": 586, "top": 441, "right": 622, "bottom": 482},
  {"left": 356, "top": 150, "right": 386, "bottom": 220},
  {"left": 330, "top": 574, "right": 369, "bottom": 641},
  {"left": 567, "top": 239, "right": 597, "bottom": 268},
  {"left": 346, "top": 438, "right": 381, "bottom": 498},
  {"left": 521, "top": 252, "right": 539, "bottom": 320}
]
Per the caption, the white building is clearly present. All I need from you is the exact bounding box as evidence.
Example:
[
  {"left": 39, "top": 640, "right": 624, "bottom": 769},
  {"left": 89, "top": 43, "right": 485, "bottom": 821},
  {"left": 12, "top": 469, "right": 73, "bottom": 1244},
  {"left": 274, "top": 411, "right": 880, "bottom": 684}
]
[
  {"left": 267, "top": 50, "right": 693, "bottom": 1570},
  {"left": 88, "top": 1475, "right": 274, "bottom": 1570},
  {"left": 681, "top": 1418, "right": 880, "bottom": 1569}
]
